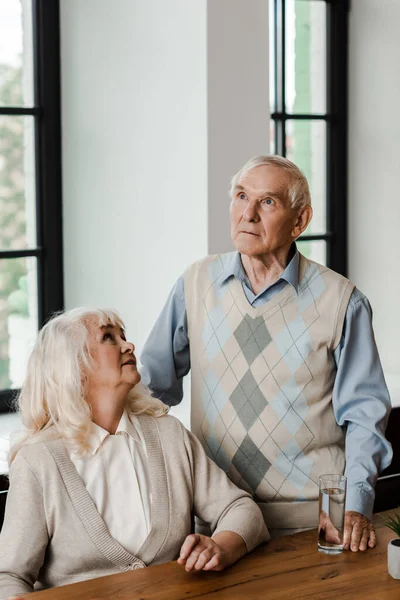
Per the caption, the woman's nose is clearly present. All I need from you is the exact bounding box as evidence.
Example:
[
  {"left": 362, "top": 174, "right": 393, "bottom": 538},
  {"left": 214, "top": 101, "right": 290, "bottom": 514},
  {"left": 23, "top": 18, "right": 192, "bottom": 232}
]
[{"left": 122, "top": 341, "right": 135, "bottom": 353}]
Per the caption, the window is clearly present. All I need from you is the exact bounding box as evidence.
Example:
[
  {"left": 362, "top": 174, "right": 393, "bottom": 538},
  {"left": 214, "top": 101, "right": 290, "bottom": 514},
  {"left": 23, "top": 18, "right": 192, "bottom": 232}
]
[
  {"left": 0, "top": 0, "right": 63, "bottom": 412},
  {"left": 269, "top": 0, "right": 349, "bottom": 272}
]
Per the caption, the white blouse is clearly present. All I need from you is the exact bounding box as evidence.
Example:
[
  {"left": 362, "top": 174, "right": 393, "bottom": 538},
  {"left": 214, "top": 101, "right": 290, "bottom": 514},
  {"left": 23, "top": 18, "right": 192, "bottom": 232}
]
[{"left": 69, "top": 410, "right": 151, "bottom": 555}]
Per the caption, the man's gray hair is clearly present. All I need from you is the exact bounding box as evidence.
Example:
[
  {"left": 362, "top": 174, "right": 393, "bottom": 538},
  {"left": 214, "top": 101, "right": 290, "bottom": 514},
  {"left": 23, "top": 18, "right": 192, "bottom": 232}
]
[{"left": 230, "top": 155, "right": 312, "bottom": 211}]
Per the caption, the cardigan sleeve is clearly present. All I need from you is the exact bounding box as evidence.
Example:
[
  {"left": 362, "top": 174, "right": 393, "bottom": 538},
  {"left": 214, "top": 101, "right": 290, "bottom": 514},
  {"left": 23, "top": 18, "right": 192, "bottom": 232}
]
[
  {"left": 183, "top": 428, "right": 270, "bottom": 551},
  {"left": 0, "top": 452, "right": 49, "bottom": 599}
]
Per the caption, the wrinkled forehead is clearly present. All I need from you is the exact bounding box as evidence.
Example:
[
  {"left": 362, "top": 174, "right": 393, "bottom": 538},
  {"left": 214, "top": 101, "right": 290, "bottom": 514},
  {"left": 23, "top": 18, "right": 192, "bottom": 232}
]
[
  {"left": 82, "top": 311, "right": 125, "bottom": 334},
  {"left": 237, "top": 164, "right": 291, "bottom": 195}
]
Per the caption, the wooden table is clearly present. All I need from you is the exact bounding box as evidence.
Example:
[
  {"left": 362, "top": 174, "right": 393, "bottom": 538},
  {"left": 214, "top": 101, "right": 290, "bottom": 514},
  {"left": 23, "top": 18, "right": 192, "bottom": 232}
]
[{"left": 23, "top": 511, "right": 400, "bottom": 599}]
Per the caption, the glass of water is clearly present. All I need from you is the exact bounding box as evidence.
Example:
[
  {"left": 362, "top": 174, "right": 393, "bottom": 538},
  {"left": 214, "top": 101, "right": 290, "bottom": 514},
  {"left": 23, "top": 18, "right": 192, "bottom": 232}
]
[{"left": 318, "top": 474, "right": 347, "bottom": 554}]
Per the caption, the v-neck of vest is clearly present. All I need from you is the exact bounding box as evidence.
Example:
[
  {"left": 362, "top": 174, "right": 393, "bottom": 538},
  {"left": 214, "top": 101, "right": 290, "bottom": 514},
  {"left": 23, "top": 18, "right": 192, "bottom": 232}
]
[
  {"left": 228, "top": 253, "right": 310, "bottom": 317},
  {"left": 229, "top": 276, "right": 293, "bottom": 317},
  {"left": 45, "top": 415, "right": 170, "bottom": 569}
]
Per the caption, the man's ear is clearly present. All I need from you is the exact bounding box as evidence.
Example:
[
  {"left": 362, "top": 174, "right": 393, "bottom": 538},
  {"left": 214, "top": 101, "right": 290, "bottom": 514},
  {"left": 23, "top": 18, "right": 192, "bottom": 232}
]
[{"left": 292, "top": 205, "right": 313, "bottom": 239}]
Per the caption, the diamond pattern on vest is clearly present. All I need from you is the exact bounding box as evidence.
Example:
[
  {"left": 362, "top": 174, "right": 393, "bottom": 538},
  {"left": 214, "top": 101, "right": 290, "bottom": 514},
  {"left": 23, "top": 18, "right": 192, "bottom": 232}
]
[
  {"left": 198, "top": 264, "right": 329, "bottom": 503},
  {"left": 234, "top": 315, "right": 272, "bottom": 365},
  {"left": 230, "top": 371, "right": 268, "bottom": 430},
  {"left": 232, "top": 435, "right": 272, "bottom": 491}
]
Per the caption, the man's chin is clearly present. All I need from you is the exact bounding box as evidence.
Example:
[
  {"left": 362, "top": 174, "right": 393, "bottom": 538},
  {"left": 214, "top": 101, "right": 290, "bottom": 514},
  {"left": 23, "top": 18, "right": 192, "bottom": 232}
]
[{"left": 234, "top": 242, "right": 265, "bottom": 257}]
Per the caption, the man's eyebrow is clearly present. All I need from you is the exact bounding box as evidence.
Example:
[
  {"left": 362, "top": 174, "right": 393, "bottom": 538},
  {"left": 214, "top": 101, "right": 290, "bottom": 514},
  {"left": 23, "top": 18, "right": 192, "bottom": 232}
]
[
  {"left": 258, "top": 190, "right": 284, "bottom": 199},
  {"left": 234, "top": 184, "right": 284, "bottom": 200}
]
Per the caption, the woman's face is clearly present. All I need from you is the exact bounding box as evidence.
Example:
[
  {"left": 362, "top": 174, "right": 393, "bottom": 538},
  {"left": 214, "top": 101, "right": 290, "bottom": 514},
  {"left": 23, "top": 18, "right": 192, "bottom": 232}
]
[{"left": 84, "top": 320, "right": 141, "bottom": 396}]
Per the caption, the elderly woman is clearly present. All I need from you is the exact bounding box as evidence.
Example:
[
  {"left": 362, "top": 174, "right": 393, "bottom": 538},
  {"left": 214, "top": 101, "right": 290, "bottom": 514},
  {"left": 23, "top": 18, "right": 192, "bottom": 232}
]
[{"left": 0, "top": 308, "right": 268, "bottom": 598}]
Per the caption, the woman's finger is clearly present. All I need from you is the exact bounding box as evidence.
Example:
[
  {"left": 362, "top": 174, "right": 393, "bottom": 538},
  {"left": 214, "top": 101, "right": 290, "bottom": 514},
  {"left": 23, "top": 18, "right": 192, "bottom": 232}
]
[
  {"left": 193, "top": 548, "right": 214, "bottom": 571},
  {"left": 178, "top": 534, "right": 200, "bottom": 564},
  {"left": 203, "top": 553, "right": 223, "bottom": 571},
  {"left": 185, "top": 546, "right": 205, "bottom": 572}
]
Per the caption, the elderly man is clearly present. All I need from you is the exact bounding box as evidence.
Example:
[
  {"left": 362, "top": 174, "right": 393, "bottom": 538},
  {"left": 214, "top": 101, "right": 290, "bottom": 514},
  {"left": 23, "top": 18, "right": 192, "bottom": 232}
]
[{"left": 141, "top": 155, "right": 392, "bottom": 551}]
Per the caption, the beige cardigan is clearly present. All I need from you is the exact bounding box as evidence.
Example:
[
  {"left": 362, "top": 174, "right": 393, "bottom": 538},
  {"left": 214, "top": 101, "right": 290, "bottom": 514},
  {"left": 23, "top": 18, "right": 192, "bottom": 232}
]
[{"left": 0, "top": 414, "right": 269, "bottom": 598}]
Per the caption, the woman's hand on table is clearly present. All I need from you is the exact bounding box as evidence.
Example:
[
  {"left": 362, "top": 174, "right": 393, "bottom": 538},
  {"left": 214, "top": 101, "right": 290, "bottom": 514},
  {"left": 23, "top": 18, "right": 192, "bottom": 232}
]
[
  {"left": 343, "top": 511, "right": 376, "bottom": 552},
  {"left": 178, "top": 531, "right": 247, "bottom": 572}
]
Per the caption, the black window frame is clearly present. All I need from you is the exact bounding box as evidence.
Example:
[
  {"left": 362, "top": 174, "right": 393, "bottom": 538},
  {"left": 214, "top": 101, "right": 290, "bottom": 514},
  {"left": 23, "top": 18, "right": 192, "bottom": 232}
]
[
  {"left": 0, "top": 0, "right": 63, "bottom": 413},
  {"left": 270, "top": 0, "right": 349, "bottom": 275}
]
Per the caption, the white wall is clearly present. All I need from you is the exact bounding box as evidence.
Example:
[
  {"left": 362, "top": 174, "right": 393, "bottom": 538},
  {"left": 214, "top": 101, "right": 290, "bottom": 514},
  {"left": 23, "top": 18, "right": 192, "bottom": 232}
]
[
  {"left": 61, "top": 0, "right": 208, "bottom": 351},
  {"left": 348, "top": 0, "right": 400, "bottom": 400},
  {"left": 61, "top": 0, "right": 269, "bottom": 357},
  {"left": 207, "top": 0, "right": 269, "bottom": 253}
]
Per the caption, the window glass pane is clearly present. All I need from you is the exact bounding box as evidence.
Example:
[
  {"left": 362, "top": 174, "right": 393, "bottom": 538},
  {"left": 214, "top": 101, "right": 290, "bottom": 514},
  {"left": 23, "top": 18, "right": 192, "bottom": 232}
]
[
  {"left": 0, "top": 0, "right": 34, "bottom": 107},
  {"left": 285, "top": 0, "right": 326, "bottom": 114},
  {"left": 269, "top": 0, "right": 275, "bottom": 113},
  {"left": 0, "top": 116, "right": 36, "bottom": 250},
  {"left": 0, "top": 257, "right": 37, "bottom": 389},
  {"left": 286, "top": 119, "right": 326, "bottom": 234},
  {"left": 270, "top": 119, "right": 275, "bottom": 154},
  {"left": 296, "top": 240, "right": 326, "bottom": 265}
]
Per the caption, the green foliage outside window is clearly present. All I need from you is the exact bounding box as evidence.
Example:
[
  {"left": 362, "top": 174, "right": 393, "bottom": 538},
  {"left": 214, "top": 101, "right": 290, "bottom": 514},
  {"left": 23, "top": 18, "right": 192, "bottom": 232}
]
[{"left": 0, "top": 62, "right": 28, "bottom": 388}]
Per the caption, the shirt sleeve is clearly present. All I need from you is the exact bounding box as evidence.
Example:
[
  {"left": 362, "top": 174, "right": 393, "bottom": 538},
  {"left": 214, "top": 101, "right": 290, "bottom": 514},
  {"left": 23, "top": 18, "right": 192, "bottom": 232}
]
[
  {"left": 332, "top": 288, "right": 393, "bottom": 519},
  {"left": 182, "top": 427, "right": 270, "bottom": 552},
  {"left": 140, "top": 275, "right": 190, "bottom": 406},
  {"left": 0, "top": 452, "right": 49, "bottom": 599}
]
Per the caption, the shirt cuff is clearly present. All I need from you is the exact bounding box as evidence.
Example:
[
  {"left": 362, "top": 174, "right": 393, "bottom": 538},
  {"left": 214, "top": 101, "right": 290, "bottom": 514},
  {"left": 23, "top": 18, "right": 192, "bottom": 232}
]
[{"left": 345, "top": 485, "right": 375, "bottom": 520}]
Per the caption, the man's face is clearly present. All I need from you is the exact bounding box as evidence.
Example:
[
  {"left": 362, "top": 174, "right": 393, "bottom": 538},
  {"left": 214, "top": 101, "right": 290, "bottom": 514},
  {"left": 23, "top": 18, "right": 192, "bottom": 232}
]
[{"left": 230, "top": 165, "right": 298, "bottom": 258}]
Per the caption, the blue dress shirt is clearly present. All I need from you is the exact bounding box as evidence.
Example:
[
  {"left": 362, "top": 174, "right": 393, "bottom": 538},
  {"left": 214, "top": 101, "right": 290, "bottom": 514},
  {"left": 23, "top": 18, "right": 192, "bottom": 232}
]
[{"left": 141, "top": 248, "right": 392, "bottom": 519}]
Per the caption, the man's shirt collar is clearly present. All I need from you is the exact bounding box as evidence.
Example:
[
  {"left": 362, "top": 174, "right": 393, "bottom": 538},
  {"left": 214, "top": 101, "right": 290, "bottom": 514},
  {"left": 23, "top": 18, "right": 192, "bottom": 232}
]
[{"left": 220, "top": 244, "right": 300, "bottom": 294}]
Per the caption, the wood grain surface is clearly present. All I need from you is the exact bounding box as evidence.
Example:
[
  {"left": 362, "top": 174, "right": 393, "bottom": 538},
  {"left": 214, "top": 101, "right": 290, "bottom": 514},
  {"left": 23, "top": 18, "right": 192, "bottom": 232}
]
[{"left": 22, "top": 510, "right": 400, "bottom": 599}]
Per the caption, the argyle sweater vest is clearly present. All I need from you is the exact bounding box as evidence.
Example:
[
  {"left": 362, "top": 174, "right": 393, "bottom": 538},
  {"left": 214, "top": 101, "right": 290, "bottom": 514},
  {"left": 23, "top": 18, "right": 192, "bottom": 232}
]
[{"left": 184, "top": 252, "right": 355, "bottom": 529}]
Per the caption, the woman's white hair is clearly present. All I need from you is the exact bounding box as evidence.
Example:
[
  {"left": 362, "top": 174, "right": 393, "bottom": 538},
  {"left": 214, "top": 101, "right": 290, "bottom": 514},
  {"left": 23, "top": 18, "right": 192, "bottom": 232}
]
[
  {"left": 230, "top": 155, "right": 311, "bottom": 211},
  {"left": 9, "top": 307, "right": 167, "bottom": 464}
]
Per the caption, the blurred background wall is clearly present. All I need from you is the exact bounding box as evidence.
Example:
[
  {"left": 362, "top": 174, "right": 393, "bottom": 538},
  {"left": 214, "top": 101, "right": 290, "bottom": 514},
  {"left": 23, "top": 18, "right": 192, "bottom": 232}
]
[
  {"left": 348, "top": 0, "right": 400, "bottom": 400},
  {"left": 60, "top": 0, "right": 270, "bottom": 358}
]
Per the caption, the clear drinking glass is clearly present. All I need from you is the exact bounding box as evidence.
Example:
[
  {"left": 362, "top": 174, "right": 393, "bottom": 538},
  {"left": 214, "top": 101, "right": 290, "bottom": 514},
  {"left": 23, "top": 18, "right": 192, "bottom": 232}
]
[{"left": 318, "top": 474, "right": 347, "bottom": 555}]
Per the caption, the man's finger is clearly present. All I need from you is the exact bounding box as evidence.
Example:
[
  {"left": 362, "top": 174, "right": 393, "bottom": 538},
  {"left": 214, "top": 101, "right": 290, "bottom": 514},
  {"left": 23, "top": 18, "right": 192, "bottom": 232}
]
[
  {"left": 343, "top": 516, "right": 353, "bottom": 550},
  {"left": 324, "top": 520, "right": 341, "bottom": 545},
  {"left": 368, "top": 526, "right": 377, "bottom": 548},
  {"left": 359, "top": 528, "right": 369, "bottom": 552},
  {"left": 350, "top": 520, "right": 364, "bottom": 552}
]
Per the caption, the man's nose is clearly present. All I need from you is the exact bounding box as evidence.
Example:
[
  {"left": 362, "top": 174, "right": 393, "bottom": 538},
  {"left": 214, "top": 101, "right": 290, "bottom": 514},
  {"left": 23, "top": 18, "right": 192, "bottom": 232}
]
[{"left": 243, "top": 200, "right": 260, "bottom": 222}]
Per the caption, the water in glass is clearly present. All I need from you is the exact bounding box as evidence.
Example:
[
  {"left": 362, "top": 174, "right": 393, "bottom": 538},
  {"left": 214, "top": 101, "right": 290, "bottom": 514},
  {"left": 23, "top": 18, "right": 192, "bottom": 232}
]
[{"left": 318, "top": 487, "right": 345, "bottom": 554}]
